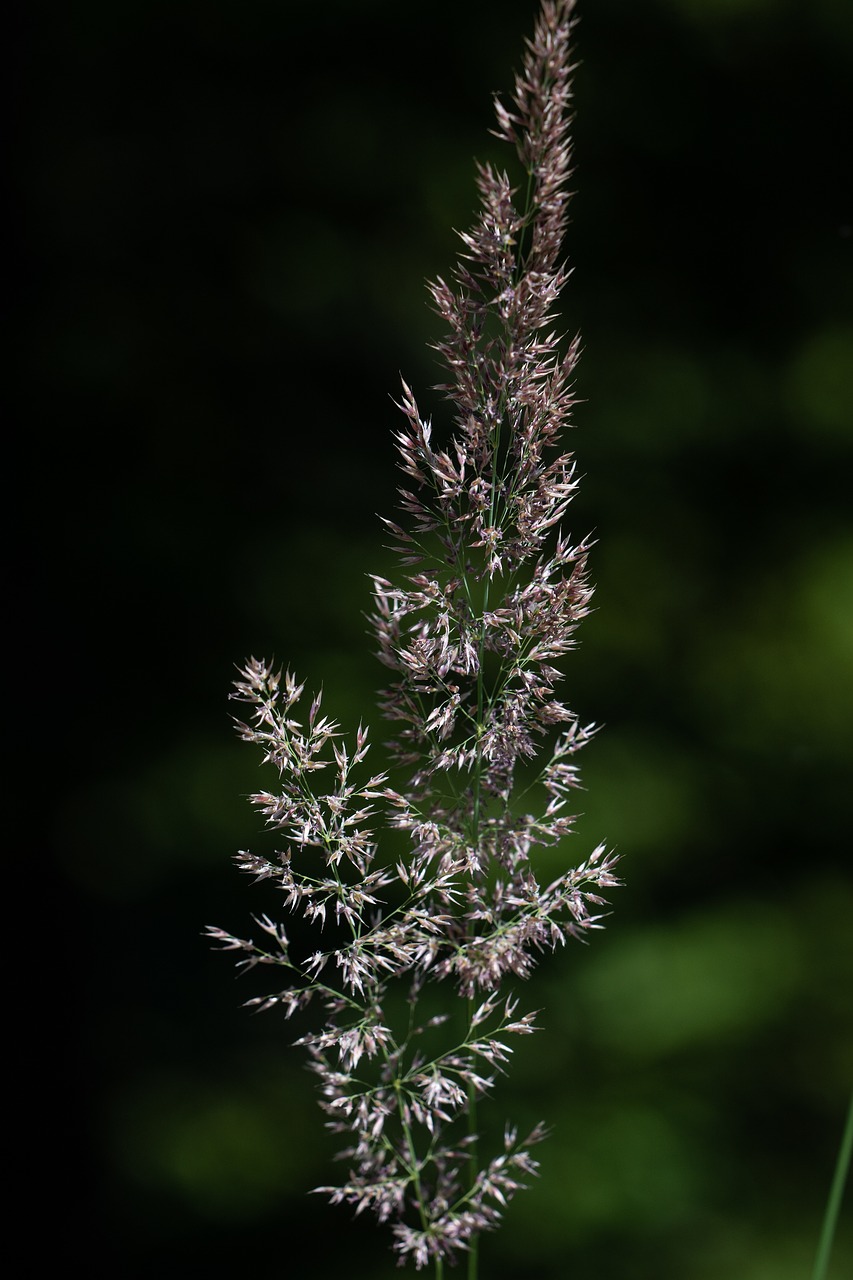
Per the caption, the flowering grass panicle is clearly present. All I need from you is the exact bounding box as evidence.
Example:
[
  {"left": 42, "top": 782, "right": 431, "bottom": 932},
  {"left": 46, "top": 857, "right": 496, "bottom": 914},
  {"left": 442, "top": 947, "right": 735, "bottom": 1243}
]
[{"left": 209, "top": 1, "right": 621, "bottom": 1272}]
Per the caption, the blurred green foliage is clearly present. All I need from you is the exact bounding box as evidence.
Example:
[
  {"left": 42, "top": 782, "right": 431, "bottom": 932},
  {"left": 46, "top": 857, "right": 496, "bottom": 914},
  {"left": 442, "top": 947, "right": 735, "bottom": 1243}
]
[{"left": 26, "top": 0, "right": 851, "bottom": 1274}]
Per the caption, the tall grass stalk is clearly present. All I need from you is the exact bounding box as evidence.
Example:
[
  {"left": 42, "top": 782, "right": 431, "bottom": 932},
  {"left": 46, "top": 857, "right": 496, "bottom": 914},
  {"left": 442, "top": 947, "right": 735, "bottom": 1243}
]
[{"left": 209, "top": 2, "right": 621, "bottom": 1273}]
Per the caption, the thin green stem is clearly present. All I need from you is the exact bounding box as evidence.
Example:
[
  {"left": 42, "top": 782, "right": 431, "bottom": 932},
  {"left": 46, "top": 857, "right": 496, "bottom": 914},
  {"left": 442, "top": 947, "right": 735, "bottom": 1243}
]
[
  {"left": 471, "top": 572, "right": 490, "bottom": 842},
  {"left": 467, "top": 1068, "right": 479, "bottom": 1280},
  {"left": 811, "top": 1087, "right": 853, "bottom": 1280},
  {"left": 513, "top": 168, "right": 536, "bottom": 288},
  {"left": 394, "top": 1079, "right": 432, "bottom": 1227}
]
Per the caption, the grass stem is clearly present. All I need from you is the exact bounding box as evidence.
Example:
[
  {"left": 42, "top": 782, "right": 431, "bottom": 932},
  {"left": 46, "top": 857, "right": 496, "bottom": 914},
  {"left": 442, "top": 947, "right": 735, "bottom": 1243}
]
[
  {"left": 468, "top": 1071, "right": 479, "bottom": 1280},
  {"left": 811, "top": 1087, "right": 853, "bottom": 1280}
]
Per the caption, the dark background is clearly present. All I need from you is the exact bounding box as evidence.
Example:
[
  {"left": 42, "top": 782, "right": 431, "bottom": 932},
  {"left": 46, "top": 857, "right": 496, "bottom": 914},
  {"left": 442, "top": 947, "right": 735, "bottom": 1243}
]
[{"left": 22, "top": 0, "right": 852, "bottom": 1275}]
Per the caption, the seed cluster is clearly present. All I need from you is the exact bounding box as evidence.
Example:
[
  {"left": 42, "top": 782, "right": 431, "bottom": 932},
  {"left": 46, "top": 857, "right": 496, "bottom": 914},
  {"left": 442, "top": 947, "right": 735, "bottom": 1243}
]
[{"left": 210, "top": 2, "right": 621, "bottom": 1267}]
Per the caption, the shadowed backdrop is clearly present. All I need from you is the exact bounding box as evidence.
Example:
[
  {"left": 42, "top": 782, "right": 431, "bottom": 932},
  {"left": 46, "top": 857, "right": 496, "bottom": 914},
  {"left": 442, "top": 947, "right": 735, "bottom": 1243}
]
[{"left": 24, "top": 0, "right": 852, "bottom": 1275}]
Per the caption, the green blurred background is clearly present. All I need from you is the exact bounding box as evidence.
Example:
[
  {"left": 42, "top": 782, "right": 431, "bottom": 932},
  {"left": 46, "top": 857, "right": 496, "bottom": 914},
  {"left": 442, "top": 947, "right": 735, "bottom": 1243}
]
[{"left": 25, "top": 0, "right": 852, "bottom": 1274}]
